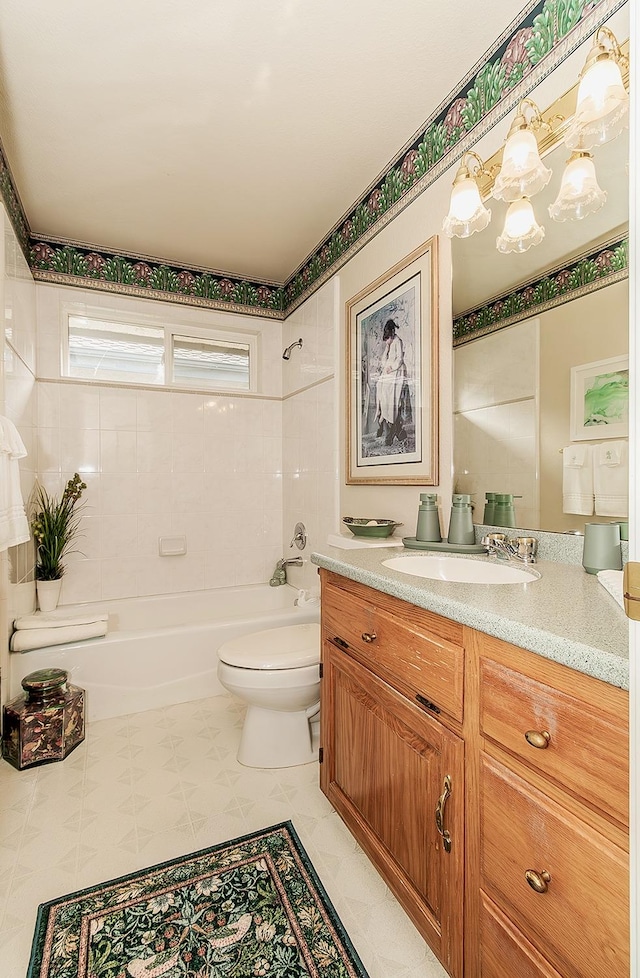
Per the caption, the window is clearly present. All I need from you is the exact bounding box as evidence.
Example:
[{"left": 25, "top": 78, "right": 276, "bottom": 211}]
[{"left": 64, "top": 309, "right": 256, "bottom": 392}]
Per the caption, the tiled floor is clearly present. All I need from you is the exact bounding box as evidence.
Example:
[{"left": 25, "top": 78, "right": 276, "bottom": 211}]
[{"left": 0, "top": 695, "right": 448, "bottom": 978}]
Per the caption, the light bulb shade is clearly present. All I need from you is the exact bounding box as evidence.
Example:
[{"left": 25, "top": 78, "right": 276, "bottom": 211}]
[
  {"left": 442, "top": 173, "right": 491, "bottom": 238},
  {"left": 496, "top": 198, "right": 545, "bottom": 254},
  {"left": 493, "top": 128, "right": 552, "bottom": 201},
  {"left": 565, "top": 54, "right": 629, "bottom": 149},
  {"left": 548, "top": 153, "right": 607, "bottom": 222}
]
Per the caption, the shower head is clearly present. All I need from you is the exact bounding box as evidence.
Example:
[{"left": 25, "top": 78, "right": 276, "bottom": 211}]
[{"left": 282, "top": 338, "right": 303, "bottom": 360}]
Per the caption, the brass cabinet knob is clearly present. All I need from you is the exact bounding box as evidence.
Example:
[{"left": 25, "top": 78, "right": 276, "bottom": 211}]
[
  {"left": 361, "top": 632, "right": 377, "bottom": 643},
  {"left": 525, "top": 869, "right": 551, "bottom": 893},
  {"left": 525, "top": 730, "right": 551, "bottom": 749}
]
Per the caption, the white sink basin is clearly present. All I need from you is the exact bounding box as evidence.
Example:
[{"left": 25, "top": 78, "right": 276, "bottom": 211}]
[{"left": 381, "top": 554, "right": 540, "bottom": 584}]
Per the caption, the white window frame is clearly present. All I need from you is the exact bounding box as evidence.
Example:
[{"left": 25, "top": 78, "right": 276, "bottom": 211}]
[{"left": 61, "top": 302, "right": 259, "bottom": 394}]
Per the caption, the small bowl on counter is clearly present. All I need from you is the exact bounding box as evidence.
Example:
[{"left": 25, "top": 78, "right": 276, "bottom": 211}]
[{"left": 342, "top": 517, "right": 403, "bottom": 539}]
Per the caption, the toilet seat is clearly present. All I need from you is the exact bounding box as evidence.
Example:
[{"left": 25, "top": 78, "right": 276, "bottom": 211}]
[{"left": 218, "top": 622, "right": 320, "bottom": 670}]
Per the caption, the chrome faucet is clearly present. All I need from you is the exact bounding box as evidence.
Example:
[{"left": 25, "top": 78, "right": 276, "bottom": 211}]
[
  {"left": 269, "top": 556, "right": 303, "bottom": 586},
  {"left": 482, "top": 534, "right": 537, "bottom": 564}
]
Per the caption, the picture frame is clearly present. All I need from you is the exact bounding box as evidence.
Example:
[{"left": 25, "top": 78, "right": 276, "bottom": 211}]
[
  {"left": 346, "top": 237, "right": 439, "bottom": 485},
  {"left": 570, "top": 354, "right": 629, "bottom": 442}
]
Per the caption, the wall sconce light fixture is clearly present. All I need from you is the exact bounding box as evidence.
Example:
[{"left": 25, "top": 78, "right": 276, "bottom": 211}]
[
  {"left": 496, "top": 197, "right": 545, "bottom": 254},
  {"left": 548, "top": 151, "right": 607, "bottom": 222},
  {"left": 442, "top": 152, "right": 492, "bottom": 239},
  {"left": 564, "top": 26, "right": 629, "bottom": 150},
  {"left": 492, "top": 99, "right": 553, "bottom": 202}
]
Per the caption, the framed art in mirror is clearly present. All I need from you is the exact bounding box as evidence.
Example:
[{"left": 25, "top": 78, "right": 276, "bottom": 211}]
[
  {"left": 346, "top": 237, "right": 439, "bottom": 485},
  {"left": 570, "top": 354, "right": 629, "bottom": 441}
]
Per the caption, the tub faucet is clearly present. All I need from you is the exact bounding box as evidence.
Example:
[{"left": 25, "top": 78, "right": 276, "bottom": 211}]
[{"left": 269, "top": 556, "right": 303, "bottom": 586}]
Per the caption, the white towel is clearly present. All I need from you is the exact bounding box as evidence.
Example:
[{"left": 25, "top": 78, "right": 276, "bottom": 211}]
[
  {"left": 10, "top": 620, "right": 108, "bottom": 652},
  {"left": 596, "top": 569, "right": 625, "bottom": 610},
  {"left": 594, "top": 440, "right": 628, "bottom": 517},
  {"left": 0, "top": 416, "right": 30, "bottom": 551},
  {"left": 14, "top": 611, "right": 109, "bottom": 630},
  {"left": 562, "top": 444, "right": 594, "bottom": 515}
]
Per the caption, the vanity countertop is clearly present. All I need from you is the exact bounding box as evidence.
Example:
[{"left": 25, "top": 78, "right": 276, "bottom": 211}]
[{"left": 311, "top": 546, "right": 629, "bottom": 690}]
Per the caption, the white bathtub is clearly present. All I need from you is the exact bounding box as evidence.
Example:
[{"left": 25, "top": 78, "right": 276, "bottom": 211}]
[{"left": 9, "top": 585, "right": 320, "bottom": 722}]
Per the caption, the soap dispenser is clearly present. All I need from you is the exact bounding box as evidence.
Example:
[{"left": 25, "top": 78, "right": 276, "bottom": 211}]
[
  {"left": 447, "top": 494, "right": 475, "bottom": 546},
  {"left": 493, "top": 493, "right": 518, "bottom": 528},
  {"left": 483, "top": 492, "right": 496, "bottom": 524},
  {"left": 415, "top": 493, "right": 441, "bottom": 542}
]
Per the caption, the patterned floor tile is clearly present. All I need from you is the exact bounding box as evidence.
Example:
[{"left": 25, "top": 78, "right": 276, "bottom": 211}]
[{"left": 0, "top": 694, "right": 449, "bottom": 978}]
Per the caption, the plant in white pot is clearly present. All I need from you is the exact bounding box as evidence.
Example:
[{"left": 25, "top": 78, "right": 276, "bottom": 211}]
[{"left": 31, "top": 474, "right": 87, "bottom": 612}]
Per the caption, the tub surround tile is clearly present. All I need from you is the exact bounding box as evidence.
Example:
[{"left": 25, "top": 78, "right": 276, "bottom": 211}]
[
  {"left": 100, "top": 429, "right": 137, "bottom": 473},
  {"left": 99, "top": 387, "right": 137, "bottom": 430}
]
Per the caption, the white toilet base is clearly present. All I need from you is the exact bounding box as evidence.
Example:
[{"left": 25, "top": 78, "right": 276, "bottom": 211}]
[{"left": 238, "top": 705, "right": 318, "bottom": 768}]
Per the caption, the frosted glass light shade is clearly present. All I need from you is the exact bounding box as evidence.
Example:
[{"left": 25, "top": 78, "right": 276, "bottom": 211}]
[
  {"left": 565, "top": 53, "right": 629, "bottom": 150},
  {"left": 442, "top": 171, "right": 491, "bottom": 238},
  {"left": 549, "top": 153, "right": 607, "bottom": 222},
  {"left": 496, "top": 198, "right": 544, "bottom": 254},
  {"left": 493, "top": 128, "right": 552, "bottom": 201}
]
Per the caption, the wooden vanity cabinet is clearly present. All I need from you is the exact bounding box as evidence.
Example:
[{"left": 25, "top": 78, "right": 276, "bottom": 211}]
[
  {"left": 476, "top": 635, "right": 629, "bottom": 978},
  {"left": 318, "top": 570, "right": 629, "bottom": 978},
  {"left": 319, "top": 570, "right": 465, "bottom": 978}
]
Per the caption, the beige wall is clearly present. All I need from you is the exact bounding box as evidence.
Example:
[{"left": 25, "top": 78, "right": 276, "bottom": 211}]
[
  {"left": 540, "top": 279, "right": 629, "bottom": 531},
  {"left": 337, "top": 176, "right": 454, "bottom": 539}
]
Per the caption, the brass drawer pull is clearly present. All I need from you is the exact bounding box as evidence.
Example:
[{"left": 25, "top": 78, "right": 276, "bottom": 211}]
[
  {"left": 435, "top": 774, "right": 452, "bottom": 853},
  {"left": 361, "top": 631, "right": 377, "bottom": 643},
  {"left": 525, "top": 730, "right": 551, "bottom": 749},
  {"left": 525, "top": 869, "right": 551, "bottom": 893}
]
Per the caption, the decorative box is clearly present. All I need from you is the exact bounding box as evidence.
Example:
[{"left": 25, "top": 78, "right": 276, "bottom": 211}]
[{"left": 2, "top": 668, "right": 85, "bottom": 770}]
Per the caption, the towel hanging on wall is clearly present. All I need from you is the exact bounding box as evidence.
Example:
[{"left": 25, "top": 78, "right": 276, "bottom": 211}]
[
  {"left": 0, "top": 416, "right": 30, "bottom": 551},
  {"left": 562, "top": 444, "right": 594, "bottom": 515},
  {"left": 594, "top": 440, "right": 628, "bottom": 517}
]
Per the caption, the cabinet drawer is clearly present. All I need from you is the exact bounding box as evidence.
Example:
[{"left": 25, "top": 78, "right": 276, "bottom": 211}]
[
  {"left": 322, "top": 578, "right": 464, "bottom": 721},
  {"left": 480, "top": 655, "right": 628, "bottom": 826},
  {"left": 481, "top": 755, "right": 629, "bottom": 978},
  {"left": 480, "top": 894, "right": 563, "bottom": 978}
]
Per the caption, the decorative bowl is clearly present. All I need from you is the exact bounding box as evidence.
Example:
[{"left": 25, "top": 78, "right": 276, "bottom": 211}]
[{"left": 342, "top": 517, "right": 403, "bottom": 539}]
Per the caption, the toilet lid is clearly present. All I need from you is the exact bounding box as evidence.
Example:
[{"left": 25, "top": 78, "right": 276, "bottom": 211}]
[{"left": 218, "top": 622, "right": 320, "bottom": 669}]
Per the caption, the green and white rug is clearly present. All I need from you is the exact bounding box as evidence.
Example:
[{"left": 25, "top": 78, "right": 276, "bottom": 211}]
[{"left": 28, "top": 822, "right": 369, "bottom": 978}]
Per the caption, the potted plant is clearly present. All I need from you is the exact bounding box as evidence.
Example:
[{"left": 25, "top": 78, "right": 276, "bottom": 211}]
[{"left": 31, "top": 473, "right": 87, "bottom": 611}]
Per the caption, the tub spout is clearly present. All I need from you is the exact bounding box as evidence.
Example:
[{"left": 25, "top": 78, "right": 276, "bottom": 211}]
[{"left": 269, "top": 557, "right": 303, "bottom": 586}]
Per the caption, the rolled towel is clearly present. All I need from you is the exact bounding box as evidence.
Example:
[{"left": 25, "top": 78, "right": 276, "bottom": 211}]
[
  {"left": 596, "top": 569, "right": 625, "bottom": 611},
  {"left": 10, "top": 620, "right": 108, "bottom": 652},
  {"left": 14, "top": 611, "right": 108, "bottom": 630},
  {"left": 594, "top": 440, "right": 628, "bottom": 517},
  {"left": 562, "top": 444, "right": 594, "bottom": 515}
]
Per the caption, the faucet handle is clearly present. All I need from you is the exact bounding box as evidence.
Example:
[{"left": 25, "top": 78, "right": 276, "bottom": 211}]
[
  {"left": 510, "top": 537, "right": 538, "bottom": 562},
  {"left": 290, "top": 522, "right": 307, "bottom": 550}
]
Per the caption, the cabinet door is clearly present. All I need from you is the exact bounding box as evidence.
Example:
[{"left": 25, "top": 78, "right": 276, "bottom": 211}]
[
  {"left": 481, "top": 755, "right": 629, "bottom": 978},
  {"left": 321, "top": 640, "right": 464, "bottom": 978}
]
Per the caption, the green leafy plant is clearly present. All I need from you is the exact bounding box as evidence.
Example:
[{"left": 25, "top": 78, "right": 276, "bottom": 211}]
[{"left": 31, "top": 473, "right": 87, "bottom": 581}]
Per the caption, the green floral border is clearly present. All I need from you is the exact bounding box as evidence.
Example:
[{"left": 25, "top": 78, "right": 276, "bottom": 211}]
[
  {"left": 453, "top": 234, "right": 628, "bottom": 345},
  {"left": 0, "top": 0, "right": 626, "bottom": 319},
  {"left": 28, "top": 821, "right": 369, "bottom": 978}
]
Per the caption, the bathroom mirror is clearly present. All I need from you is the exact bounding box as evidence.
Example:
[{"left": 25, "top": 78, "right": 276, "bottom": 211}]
[{"left": 452, "top": 127, "right": 629, "bottom": 534}]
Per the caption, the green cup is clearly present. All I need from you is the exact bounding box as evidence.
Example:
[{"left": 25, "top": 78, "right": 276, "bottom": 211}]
[{"left": 582, "top": 522, "right": 622, "bottom": 575}]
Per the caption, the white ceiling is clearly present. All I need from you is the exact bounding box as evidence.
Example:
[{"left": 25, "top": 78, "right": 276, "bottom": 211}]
[{"left": 0, "top": 0, "right": 526, "bottom": 282}]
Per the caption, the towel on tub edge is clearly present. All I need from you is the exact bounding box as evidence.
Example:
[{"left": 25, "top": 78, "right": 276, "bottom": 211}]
[
  {"left": 10, "top": 620, "right": 108, "bottom": 652},
  {"left": 14, "top": 611, "right": 108, "bottom": 630}
]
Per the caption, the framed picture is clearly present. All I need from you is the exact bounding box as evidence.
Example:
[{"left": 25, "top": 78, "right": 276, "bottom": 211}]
[
  {"left": 346, "top": 237, "right": 438, "bottom": 485},
  {"left": 570, "top": 355, "right": 629, "bottom": 441}
]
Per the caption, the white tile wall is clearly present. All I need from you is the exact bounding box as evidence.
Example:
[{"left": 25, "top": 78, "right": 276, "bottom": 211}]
[
  {"left": 282, "top": 279, "right": 339, "bottom": 592},
  {"left": 453, "top": 320, "right": 540, "bottom": 528}
]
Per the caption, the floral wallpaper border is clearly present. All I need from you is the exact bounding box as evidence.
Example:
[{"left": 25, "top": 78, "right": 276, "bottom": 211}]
[
  {"left": 0, "top": 0, "right": 628, "bottom": 320},
  {"left": 453, "top": 233, "right": 629, "bottom": 346},
  {"left": 28, "top": 237, "right": 286, "bottom": 319}
]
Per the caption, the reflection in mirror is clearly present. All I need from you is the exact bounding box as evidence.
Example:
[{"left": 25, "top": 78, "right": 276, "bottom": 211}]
[{"left": 452, "top": 134, "right": 629, "bottom": 534}]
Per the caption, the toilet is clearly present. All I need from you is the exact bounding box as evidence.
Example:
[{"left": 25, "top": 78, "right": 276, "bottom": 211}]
[{"left": 217, "top": 622, "right": 321, "bottom": 768}]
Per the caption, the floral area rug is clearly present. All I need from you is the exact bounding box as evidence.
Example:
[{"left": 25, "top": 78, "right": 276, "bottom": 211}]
[{"left": 28, "top": 821, "right": 369, "bottom": 978}]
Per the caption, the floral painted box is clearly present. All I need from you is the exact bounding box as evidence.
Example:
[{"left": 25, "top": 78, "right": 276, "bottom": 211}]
[{"left": 2, "top": 668, "right": 85, "bottom": 770}]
